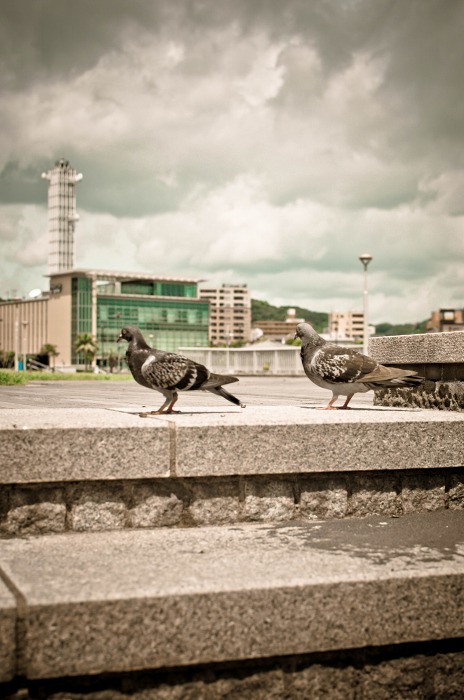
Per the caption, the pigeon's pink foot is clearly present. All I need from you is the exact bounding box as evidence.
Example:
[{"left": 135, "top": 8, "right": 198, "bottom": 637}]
[{"left": 318, "top": 405, "right": 337, "bottom": 410}]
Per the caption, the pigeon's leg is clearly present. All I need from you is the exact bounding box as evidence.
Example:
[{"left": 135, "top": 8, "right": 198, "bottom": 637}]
[
  {"left": 338, "top": 394, "right": 354, "bottom": 410},
  {"left": 141, "top": 392, "right": 181, "bottom": 416},
  {"left": 165, "top": 393, "right": 180, "bottom": 413},
  {"left": 319, "top": 394, "right": 339, "bottom": 410}
]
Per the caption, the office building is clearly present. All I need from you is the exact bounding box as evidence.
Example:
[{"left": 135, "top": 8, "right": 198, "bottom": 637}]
[
  {"left": 0, "top": 271, "right": 208, "bottom": 367},
  {"left": 199, "top": 284, "right": 251, "bottom": 345}
]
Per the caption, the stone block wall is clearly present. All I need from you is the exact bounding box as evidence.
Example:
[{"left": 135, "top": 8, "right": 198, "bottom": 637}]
[
  {"left": 1, "top": 470, "right": 463, "bottom": 537},
  {"left": 369, "top": 331, "right": 464, "bottom": 411}
]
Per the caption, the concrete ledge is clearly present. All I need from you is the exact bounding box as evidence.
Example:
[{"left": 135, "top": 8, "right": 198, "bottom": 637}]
[
  {"left": 369, "top": 331, "right": 464, "bottom": 364},
  {"left": 1, "top": 407, "right": 463, "bottom": 483},
  {"left": 162, "top": 407, "right": 464, "bottom": 476},
  {"left": 0, "top": 409, "right": 171, "bottom": 482},
  {"left": 0, "top": 510, "right": 463, "bottom": 680},
  {"left": 369, "top": 332, "right": 464, "bottom": 411}
]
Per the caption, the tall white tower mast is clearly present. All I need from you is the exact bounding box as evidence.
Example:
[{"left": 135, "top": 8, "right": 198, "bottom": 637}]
[{"left": 42, "top": 158, "right": 83, "bottom": 274}]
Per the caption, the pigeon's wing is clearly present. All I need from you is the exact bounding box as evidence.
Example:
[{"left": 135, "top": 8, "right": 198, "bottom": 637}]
[
  {"left": 312, "top": 346, "right": 378, "bottom": 384},
  {"left": 141, "top": 352, "right": 210, "bottom": 391}
]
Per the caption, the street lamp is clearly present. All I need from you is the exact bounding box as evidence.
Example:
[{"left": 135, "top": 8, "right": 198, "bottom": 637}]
[
  {"left": 14, "top": 304, "right": 20, "bottom": 371},
  {"left": 21, "top": 320, "right": 29, "bottom": 371},
  {"left": 359, "top": 253, "right": 373, "bottom": 355}
]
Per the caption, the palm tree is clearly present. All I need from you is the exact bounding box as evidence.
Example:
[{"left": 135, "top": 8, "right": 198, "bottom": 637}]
[
  {"left": 40, "top": 343, "right": 59, "bottom": 370},
  {"left": 107, "top": 351, "right": 118, "bottom": 374},
  {"left": 74, "top": 333, "right": 98, "bottom": 371}
]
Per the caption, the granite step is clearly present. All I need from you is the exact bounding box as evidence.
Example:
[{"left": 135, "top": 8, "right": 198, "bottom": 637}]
[
  {"left": 0, "top": 509, "right": 463, "bottom": 694},
  {"left": 1, "top": 406, "right": 463, "bottom": 537}
]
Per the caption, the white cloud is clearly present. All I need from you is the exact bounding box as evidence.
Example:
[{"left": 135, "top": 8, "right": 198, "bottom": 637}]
[{"left": 1, "top": 0, "right": 463, "bottom": 324}]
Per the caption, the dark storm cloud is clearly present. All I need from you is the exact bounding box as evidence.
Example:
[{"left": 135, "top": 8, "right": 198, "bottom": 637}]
[{"left": 0, "top": 0, "right": 462, "bottom": 322}]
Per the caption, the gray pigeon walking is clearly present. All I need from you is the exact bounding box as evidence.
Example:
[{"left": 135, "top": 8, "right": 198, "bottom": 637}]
[
  {"left": 117, "top": 326, "right": 246, "bottom": 414},
  {"left": 295, "top": 322, "right": 423, "bottom": 410}
]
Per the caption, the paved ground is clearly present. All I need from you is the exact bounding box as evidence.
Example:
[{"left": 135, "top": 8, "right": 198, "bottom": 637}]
[{"left": 0, "top": 376, "right": 374, "bottom": 410}]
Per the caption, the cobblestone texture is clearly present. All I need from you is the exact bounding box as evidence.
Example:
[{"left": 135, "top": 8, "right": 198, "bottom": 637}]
[
  {"left": 299, "top": 477, "right": 348, "bottom": 519},
  {"left": 401, "top": 474, "right": 446, "bottom": 513},
  {"left": 243, "top": 478, "right": 296, "bottom": 522},
  {"left": 375, "top": 380, "right": 464, "bottom": 411},
  {"left": 128, "top": 483, "right": 183, "bottom": 528},
  {"left": 68, "top": 484, "right": 127, "bottom": 532},
  {"left": 1, "top": 470, "right": 462, "bottom": 537},
  {"left": 447, "top": 473, "right": 464, "bottom": 510},
  {"left": 348, "top": 474, "right": 401, "bottom": 517}
]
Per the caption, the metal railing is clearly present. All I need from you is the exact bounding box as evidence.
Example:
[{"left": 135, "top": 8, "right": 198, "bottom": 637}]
[{"left": 179, "top": 346, "right": 304, "bottom": 375}]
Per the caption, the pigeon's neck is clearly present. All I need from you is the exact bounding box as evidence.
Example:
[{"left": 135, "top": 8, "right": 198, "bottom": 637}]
[
  {"left": 129, "top": 337, "right": 151, "bottom": 352},
  {"left": 302, "top": 335, "right": 325, "bottom": 350}
]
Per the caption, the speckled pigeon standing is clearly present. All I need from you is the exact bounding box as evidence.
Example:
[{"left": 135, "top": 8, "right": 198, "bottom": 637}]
[
  {"left": 117, "top": 326, "right": 246, "bottom": 414},
  {"left": 295, "top": 323, "right": 423, "bottom": 410}
]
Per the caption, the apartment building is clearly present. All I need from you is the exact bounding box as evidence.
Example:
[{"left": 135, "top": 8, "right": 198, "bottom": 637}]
[
  {"left": 199, "top": 284, "right": 251, "bottom": 345},
  {"left": 328, "top": 310, "right": 365, "bottom": 341}
]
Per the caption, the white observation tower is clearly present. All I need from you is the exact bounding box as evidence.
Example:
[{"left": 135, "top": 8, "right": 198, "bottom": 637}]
[{"left": 42, "top": 158, "right": 83, "bottom": 274}]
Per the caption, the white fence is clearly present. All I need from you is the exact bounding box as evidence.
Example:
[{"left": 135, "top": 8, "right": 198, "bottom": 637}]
[{"left": 178, "top": 346, "right": 304, "bottom": 375}]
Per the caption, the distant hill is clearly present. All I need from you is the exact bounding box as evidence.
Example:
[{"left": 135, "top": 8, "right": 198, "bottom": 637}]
[
  {"left": 252, "top": 299, "right": 427, "bottom": 336},
  {"left": 373, "top": 321, "right": 428, "bottom": 336},
  {"left": 251, "top": 299, "right": 328, "bottom": 333}
]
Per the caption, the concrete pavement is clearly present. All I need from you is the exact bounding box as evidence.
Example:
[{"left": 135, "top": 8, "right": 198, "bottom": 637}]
[{"left": 0, "top": 375, "right": 374, "bottom": 410}]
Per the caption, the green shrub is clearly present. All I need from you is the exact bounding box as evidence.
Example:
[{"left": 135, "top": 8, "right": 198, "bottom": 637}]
[
  {"left": 25, "top": 371, "right": 131, "bottom": 381},
  {"left": 0, "top": 370, "right": 27, "bottom": 385},
  {"left": 0, "top": 369, "right": 132, "bottom": 384}
]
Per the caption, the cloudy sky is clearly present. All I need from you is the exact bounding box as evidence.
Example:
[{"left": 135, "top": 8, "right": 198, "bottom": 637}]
[{"left": 1, "top": 0, "right": 463, "bottom": 323}]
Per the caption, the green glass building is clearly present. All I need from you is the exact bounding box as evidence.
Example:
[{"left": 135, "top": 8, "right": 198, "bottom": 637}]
[{"left": 47, "top": 269, "right": 209, "bottom": 368}]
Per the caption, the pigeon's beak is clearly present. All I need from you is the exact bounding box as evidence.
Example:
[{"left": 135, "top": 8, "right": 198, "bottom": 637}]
[{"left": 117, "top": 333, "right": 123, "bottom": 343}]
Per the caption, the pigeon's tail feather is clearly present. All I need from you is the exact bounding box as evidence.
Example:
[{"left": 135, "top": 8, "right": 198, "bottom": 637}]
[
  {"left": 361, "top": 365, "right": 424, "bottom": 386},
  {"left": 202, "top": 372, "right": 239, "bottom": 388},
  {"left": 207, "top": 385, "right": 246, "bottom": 408},
  {"left": 366, "top": 374, "right": 424, "bottom": 390}
]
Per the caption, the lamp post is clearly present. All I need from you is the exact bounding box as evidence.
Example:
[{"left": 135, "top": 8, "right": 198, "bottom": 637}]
[
  {"left": 21, "top": 320, "right": 29, "bottom": 371},
  {"left": 359, "top": 254, "right": 373, "bottom": 355},
  {"left": 14, "top": 304, "right": 20, "bottom": 371}
]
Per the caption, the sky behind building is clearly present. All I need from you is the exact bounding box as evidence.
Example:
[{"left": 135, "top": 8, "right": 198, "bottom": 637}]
[{"left": 0, "top": 0, "right": 463, "bottom": 322}]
